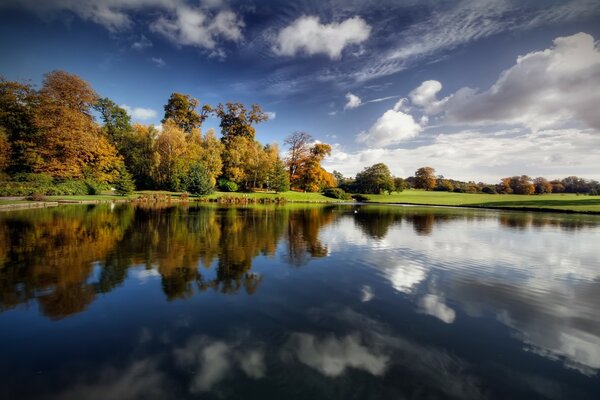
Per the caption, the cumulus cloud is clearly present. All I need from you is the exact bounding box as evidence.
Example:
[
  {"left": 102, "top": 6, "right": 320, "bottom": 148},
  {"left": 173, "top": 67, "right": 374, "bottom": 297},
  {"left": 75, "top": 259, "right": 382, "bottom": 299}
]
[
  {"left": 265, "top": 111, "right": 276, "bottom": 120},
  {"left": 151, "top": 6, "right": 243, "bottom": 50},
  {"left": 409, "top": 80, "right": 448, "bottom": 114},
  {"left": 273, "top": 16, "right": 371, "bottom": 59},
  {"left": 327, "top": 128, "right": 600, "bottom": 182},
  {"left": 356, "top": 99, "right": 425, "bottom": 146},
  {"left": 413, "top": 33, "right": 600, "bottom": 131},
  {"left": 121, "top": 104, "right": 157, "bottom": 120},
  {"left": 344, "top": 92, "right": 362, "bottom": 109}
]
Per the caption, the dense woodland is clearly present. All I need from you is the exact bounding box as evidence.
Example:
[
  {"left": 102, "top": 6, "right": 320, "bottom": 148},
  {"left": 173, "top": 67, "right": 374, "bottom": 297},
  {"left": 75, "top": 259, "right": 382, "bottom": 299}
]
[{"left": 0, "top": 70, "right": 598, "bottom": 197}]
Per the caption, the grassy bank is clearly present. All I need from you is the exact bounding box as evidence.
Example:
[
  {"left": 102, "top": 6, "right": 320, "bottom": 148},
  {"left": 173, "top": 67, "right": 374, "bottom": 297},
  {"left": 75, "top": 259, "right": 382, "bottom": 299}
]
[
  {"left": 2, "top": 190, "right": 599, "bottom": 213},
  {"left": 364, "top": 190, "right": 600, "bottom": 213}
]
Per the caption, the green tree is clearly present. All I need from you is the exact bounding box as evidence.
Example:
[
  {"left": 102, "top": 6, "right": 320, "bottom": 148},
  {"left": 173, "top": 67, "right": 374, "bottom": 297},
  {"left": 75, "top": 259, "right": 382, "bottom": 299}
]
[
  {"left": 162, "top": 93, "right": 210, "bottom": 134},
  {"left": 186, "top": 163, "right": 214, "bottom": 196},
  {"left": 94, "top": 97, "right": 132, "bottom": 147},
  {"left": 215, "top": 102, "right": 268, "bottom": 145},
  {"left": 414, "top": 166, "right": 436, "bottom": 190},
  {"left": 393, "top": 177, "right": 406, "bottom": 192},
  {"left": 269, "top": 158, "right": 290, "bottom": 193},
  {"left": 114, "top": 165, "right": 135, "bottom": 195},
  {"left": 354, "top": 163, "right": 395, "bottom": 194}
]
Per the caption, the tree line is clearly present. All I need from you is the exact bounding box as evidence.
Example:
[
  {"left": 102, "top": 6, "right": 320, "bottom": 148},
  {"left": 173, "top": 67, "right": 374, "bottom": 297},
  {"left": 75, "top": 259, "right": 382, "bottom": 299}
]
[
  {"left": 334, "top": 165, "right": 600, "bottom": 196},
  {"left": 0, "top": 71, "right": 334, "bottom": 196}
]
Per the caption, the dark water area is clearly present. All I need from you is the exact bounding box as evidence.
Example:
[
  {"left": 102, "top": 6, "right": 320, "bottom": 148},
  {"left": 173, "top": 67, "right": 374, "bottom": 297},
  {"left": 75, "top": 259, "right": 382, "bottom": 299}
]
[{"left": 0, "top": 203, "right": 599, "bottom": 399}]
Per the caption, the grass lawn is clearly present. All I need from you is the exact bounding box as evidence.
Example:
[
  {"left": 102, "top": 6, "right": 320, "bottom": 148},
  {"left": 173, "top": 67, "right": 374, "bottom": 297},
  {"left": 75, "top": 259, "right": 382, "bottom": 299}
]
[{"left": 364, "top": 190, "right": 600, "bottom": 213}]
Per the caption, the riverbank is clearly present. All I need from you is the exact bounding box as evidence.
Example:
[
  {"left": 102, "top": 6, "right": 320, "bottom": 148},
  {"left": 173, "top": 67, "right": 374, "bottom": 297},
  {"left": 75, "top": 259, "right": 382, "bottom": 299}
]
[
  {"left": 1, "top": 190, "right": 599, "bottom": 214},
  {"left": 363, "top": 190, "right": 600, "bottom": 214}
]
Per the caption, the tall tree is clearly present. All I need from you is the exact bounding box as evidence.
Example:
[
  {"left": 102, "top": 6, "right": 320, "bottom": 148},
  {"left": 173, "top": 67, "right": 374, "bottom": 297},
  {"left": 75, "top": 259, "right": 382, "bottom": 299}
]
[
  {"left": 414, "top": 167, "right": 436, "bottom": 190},
  {"left": 153, "top": 120, "right": 188, "bottom": 190},
  {"left": 0, "top": 78, "right": 40, "bottom": 172},
  {"left": 94, "top": 97, "right": 132, "bottom": 146},
  {"left": 162, "top": 93, "right": 210, "bottom": 133},
  {"left": 34, "top": 71, "right": 121, "bottom": 182},
  {"left": 297, "top": 143, "right": 334, "bottom": 192},
  {"left": 284, "top": 131, "right": 312, "bottom": 182},
  {"left": 214, "top": 102, "right": 268, "bottom": 145},
  {"left": 269, "top": 158, "right": 290, "bottom": 193}
]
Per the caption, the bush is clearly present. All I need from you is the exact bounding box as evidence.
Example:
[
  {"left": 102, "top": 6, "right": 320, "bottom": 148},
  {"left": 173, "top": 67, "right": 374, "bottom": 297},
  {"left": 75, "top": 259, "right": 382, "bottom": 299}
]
[
  {"left": 27, "top": 193, "right": 48, "bottom": 202},
  {"left": 114, "top": 166, "right": 135, "bottom": 196},
  {"left": 323, "top": 188, "right": 351, "bottom": 200},
  {"left": 218, "top": 179, "right": 239, "bottom": 192}
]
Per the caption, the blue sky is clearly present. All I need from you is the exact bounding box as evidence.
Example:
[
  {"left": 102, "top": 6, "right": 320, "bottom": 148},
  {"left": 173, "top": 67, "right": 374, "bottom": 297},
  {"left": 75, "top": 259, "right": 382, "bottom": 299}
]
[{"left": 1, "top": 0, "right": 599, "bottom": 181}]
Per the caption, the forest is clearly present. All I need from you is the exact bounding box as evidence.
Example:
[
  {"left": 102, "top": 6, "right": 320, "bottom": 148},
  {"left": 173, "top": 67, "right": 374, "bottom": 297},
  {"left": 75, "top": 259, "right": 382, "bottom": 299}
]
[
  {"left": 0, "top": 70, "right": 332, "bottom": 196},
  {"left": 1, "top": 70, "right": 598, "bottom": 198}
]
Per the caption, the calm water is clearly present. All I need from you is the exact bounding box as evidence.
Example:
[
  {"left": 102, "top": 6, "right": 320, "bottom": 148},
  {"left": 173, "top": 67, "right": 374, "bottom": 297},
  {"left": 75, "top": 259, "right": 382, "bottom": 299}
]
[{"left": 0, "top": 203, "right": 599, "bottom": 399}]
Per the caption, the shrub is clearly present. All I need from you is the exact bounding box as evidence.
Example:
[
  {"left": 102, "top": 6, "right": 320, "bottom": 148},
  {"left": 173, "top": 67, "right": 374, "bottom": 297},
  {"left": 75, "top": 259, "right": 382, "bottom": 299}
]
[
  {"left": 218, "top": 179, "right": 239, "bottom": 192},
  {"left": 114, "top": 166, "right": 135, "bottom": 196},
  {"left": 323, "top": 188, "right": 351, "bottom": 200},
  {"left": 27, "top": 193, "right": 48, "bottom": 202}
]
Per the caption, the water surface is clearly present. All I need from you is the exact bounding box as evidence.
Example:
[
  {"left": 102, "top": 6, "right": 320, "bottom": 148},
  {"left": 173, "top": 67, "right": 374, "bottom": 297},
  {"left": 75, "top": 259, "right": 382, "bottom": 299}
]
[{"left": 0, "top": 203, "right": 599, "bottom": 399}]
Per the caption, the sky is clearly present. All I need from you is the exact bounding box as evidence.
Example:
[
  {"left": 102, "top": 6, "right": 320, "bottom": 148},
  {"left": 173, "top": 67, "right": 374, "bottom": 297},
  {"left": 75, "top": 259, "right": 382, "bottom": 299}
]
[{"left": 0, "top": 0, "right": 599, "bottom": 182}]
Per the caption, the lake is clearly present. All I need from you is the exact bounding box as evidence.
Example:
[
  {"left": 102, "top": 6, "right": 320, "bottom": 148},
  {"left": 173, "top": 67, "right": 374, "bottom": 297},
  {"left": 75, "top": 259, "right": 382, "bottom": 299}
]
[{"left": 0, "top": 203, "right": 599, "bottom": 399}]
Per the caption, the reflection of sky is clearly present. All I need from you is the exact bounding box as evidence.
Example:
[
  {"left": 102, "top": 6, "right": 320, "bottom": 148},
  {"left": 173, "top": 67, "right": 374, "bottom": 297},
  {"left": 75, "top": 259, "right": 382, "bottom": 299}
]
[{"left": 320, "top": 211, "right": 600, "bottom": 375}]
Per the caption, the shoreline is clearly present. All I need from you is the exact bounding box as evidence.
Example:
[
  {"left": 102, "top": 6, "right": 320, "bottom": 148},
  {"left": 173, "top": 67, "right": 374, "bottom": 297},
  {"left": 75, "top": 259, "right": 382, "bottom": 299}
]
[{"left": 1, "top": 196, "right": 599, "bottom": 215}]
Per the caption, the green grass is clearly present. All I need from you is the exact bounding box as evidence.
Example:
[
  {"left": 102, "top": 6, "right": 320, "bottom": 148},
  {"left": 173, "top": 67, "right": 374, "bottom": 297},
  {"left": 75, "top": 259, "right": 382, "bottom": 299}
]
[{"left": 363, "top": 190, "right": 600, "bottom": 213}]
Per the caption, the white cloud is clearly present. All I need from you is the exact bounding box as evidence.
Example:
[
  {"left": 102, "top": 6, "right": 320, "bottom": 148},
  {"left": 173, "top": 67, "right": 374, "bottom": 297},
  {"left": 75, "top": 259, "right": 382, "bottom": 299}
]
[
  {"left": 438, "top": 32, "right": 600, "bottom": 131},
  {"left": 273, "top": 16, "right": 371, "bottom": 59},
  {"left": 151, "top": 6, "right": 243, "bottom": 50},
  {"left": 344, "top": 92, "right": 362, "bottom": 109},
  {"left": 174, "top": 336, "right": 266, "bottom": 393},
  {"left": 356, "top": 99, "right": 425, "bottom": 147},
  {"left": 151, "top": 57, "right": 165, "bottom": 67},
  {"left": 131, "top": 34, "right": 152, "bottom": 50},
  {"left": 286, "top": 333, "right": 388, "bottom": 377},
  {"left": 326, "top": 128, "right": 600, "bottom": 182},
  {"left": 409, "top": 80, "right": 448, "bottom": 114},
  {"left": 121, "top": 104, "right": 157, "bottom": 121},
  {"left": 418, "top": 294, "right": 456, "bottom": 324},
  {"left": 265, "top": 111, "right": 276, "bottom": 120}
]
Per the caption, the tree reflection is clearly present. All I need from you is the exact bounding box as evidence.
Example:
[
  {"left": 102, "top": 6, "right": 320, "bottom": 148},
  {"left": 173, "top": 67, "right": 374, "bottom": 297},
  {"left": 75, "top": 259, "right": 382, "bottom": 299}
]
[{"left": 0, "top": 203, "right": 338, "bottom": 318}]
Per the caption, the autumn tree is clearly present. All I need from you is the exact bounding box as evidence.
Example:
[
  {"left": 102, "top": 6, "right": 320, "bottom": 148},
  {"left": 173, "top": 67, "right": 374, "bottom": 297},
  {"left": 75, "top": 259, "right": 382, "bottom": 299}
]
[
  {"left": 414, "top": 167, "right": 436, "bottom": 190},
  {"left": 354, "top": 163, "right": 395, "bottom": 194},
  {"left": 187, "top": 127, "right": 223, "bottom": 186},
  {"left": 162, "top": 93, "right": 211, "bottom": 133},
  {"left": 153, "top": 120, "right": 188, "bottom": 190},
  {"left": 34, "top": 71, "right": 121, "bottom": 182},
  {"left": 0, "top": 127, "right": 9, "bottom": 172},
  {"left": 284, "top": 131, "right": 312, "bottom": 182},
  {"left": 298, "top": 143, "right": 334, "bottom": 192},
  {"left": 533, "top": 177, "right": 553, "bottom": 194}
]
